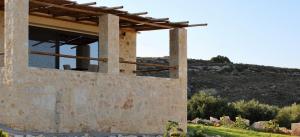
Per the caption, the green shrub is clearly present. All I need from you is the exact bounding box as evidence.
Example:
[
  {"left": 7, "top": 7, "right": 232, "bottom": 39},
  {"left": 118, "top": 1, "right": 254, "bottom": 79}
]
[
  {"left": 210, "top": 55, "right": 231, "bottom": 64},
  {"left": 0, "top": 130, "right": 8, "bottom": 137},
  {"left": 232, "top": 100, "right": 279, "bottom": 123},
  {"left": 220, "top": 116, "right": 234, "bottom": 127},
  {"left": 263, "top": 120, "right": 280, "bottom": 133},
  {"left": 187, "top": 92, "right": 237, "bottom": 120},
  {"left": 163, "top": 121, "right": 186, "bottom": 137},
  {"left": 233, "top": 116, "right": 249, "bottom": 129},
  {"left": 276, "top": 103, "right": 300, "bottom": 128}
]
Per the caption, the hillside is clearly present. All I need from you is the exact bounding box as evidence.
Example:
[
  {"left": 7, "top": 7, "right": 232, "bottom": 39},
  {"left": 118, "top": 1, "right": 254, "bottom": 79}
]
[{"left": 137, "top": 57, "right": 300, "bottom": 106}]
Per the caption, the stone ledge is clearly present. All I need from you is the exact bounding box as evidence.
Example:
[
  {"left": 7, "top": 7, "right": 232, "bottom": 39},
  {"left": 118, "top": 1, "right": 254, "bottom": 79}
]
[{"left": 0, "top": 124, "right": 162, "bottom": 137}]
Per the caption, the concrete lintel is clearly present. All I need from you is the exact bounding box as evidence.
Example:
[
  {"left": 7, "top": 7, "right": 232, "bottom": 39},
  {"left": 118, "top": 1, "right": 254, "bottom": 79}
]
[
  {"left": 4, "top": 0, "right": 29, "bottom": 82},
  {"left": 98, "top": 14, "right": 120, "bottom": 74}
]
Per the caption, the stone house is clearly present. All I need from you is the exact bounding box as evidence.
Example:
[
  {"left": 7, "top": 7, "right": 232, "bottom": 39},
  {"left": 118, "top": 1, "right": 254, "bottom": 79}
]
[{"left": 0, "top": 0, "right": 205, "bottom": 135}]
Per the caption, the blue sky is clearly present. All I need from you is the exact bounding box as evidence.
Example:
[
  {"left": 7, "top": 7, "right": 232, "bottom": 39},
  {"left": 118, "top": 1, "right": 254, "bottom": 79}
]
[{"left": 77, "top": 0, "right": 300, "bottom": 68}]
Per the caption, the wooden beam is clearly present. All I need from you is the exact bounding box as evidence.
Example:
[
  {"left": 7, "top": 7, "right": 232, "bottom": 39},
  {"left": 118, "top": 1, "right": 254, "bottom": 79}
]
[
  {"left": 29, "top": 0, "right": 173, "bottom": 29},
  {"left": 30, "top": 3, "right": 76, "bottom": 12},
  {"left": 188, "top": 23, "right": 208, "bottom": 27},
  {"left": 150, "top": 18, "right": 169, "bottom": 22},
  {"left": 130, "top": 12, "right": 148, "bottom": 16},
  {"left": 50, "top": 36, "right": 83, "bottom": 48},
  {"left": 30, "top": 51, "right": 178, "bottom": 69},
  {"left": 30, "top": 51, "right": 108, "bottom": 62},
  {"left": 172, "top": 21, "right": 189, "bottom": 24},
  {"left": 31, "top": 41, "right": 46, "bottom": 47},
  {"left": 77, "top": 2, "right": 97, "bottom": 6},
  {"left": 133, "top": 68, "right": 175, "bottom": 73},
  {"left": 103, "top": 6, "right": 124, "bottom": 10}
]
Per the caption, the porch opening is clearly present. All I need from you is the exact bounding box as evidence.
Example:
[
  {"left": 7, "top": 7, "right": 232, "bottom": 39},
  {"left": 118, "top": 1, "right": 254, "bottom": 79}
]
[
  {"left": 135, "top": 30, "right": 173, "bottom": 78},
  {"left": 29, "top": 26, "right": 99, "bottom": 72}
]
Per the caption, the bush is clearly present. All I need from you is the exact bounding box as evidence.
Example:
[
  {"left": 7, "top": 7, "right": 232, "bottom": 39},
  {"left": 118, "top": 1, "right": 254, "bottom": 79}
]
[
  {"left": 210, "top": 55, "right": 231, "bottom": 64},
  {"left": 220, "top": 116, "right": 234, "bottom": 127},
  {"left": 276, "top": 103, "right": 300, "bottom": 128},
  {"left": 163, "top": 121, "right": 186, "bottom": 137},
  {"left": 263, "top": 120, "right": 280, "bottom": 133},
  {"left": 233, "top": 116, "right": 249, "bottom": 129},
  {"left": 187, "top": 92, "right": 237, "bottom": 120},
  {"left": 232, "top": 100, "right": 279, "bottom": 123},
  {"left": 0, "top": 130, "right": 8, "bottom": 137}
]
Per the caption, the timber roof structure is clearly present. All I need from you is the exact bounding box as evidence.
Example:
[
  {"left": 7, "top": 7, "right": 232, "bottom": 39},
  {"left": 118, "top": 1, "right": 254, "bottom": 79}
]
[{"left": 0, "top": 0, "right": 207, "bottom": 31}]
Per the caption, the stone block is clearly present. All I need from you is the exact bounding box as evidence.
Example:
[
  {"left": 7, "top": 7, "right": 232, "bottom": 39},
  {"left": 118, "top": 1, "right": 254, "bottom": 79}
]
[{"left": 291, "top": 123, "right": 300, "bottom": 136}]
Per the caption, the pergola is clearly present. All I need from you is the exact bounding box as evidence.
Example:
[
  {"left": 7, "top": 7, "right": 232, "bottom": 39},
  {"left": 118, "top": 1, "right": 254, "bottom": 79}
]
[
  {"left": 0, "top": 0, "right": 207, "bottom": 74},
  {"left": 0, "top": 0, "right": 207, "bottom": 31}
]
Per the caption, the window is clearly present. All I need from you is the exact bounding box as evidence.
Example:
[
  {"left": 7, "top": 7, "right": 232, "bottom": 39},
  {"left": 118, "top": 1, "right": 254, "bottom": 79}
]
[{"left": 29, "top": 26, "right": 99, "bottom": 72}]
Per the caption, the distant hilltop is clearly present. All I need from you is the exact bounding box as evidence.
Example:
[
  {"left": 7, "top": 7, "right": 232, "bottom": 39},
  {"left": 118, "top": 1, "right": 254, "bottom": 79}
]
[{"left": 137, "top": 56, "right": 300, "bottom": 106}]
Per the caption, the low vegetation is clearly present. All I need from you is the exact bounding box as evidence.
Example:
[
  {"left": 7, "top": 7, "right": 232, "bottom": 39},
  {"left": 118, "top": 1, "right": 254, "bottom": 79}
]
[
  {"left": 163, "top": 121, "right": 186, "bottom": 137},
  {"left": 232, "top": 100, "right": 279, "bottom": 123},
  {"left": 210, "top": 55, "right": 232, "bottom": 64},
  {"left": 275, "top": 103, "right": 300, "bottom": 128},
  {"left": 187, "top": 92, "right": 237, "bottom": 120},
  {"left": 188, "top": 124, "right": 296, "bottom": 137},
  {"left": 188, "top": 92, "right": 300, "bottom": 128},
  {"left": 0, "top": 130, "right": 8, "bottom": 137},
  {"left": 188, "top": 92, "right": 279, "bottom": 122}
]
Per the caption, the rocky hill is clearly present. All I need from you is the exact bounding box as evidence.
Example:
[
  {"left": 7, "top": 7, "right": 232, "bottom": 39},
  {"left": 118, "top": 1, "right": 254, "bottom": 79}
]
[{"left": 137, "top": 57, "right": 300, "bottom": 106}]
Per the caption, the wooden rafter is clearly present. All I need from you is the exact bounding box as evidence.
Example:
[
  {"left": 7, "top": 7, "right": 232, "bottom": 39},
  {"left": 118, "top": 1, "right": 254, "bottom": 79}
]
[
  {"left": 30, "top": 0, "right": 173, "bottom": 29},
  {"left": 0, "top": 0, "right": 207, "bottom": 31}
]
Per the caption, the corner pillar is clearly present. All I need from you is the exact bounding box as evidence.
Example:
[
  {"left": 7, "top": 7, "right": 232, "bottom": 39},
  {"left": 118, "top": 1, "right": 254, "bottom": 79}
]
[
  {"left": 169, "top": 28, "right": 188, "bottom": 132},
  {"left": 4, "top": 0, "right": 29, "bottom": 83},
  {"left": 98, "top": 14, "right": 120, "bottom": 74}
]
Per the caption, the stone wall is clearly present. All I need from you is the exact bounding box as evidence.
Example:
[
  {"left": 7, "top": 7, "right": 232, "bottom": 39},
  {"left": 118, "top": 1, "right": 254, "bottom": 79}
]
[
  {"left": 0, "top": 11, "right": 4, "bottom": 67},
  {"left": 0, "top": 68, "right": 186, "bottom": 134}
]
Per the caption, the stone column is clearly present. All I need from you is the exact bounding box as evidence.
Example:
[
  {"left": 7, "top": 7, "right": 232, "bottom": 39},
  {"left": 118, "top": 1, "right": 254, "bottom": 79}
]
[
  {"left": 98, "top": 14, "right": 120, "bottom": 74},
  {"left": 119, "top": 30, "right": 137, "bottom": 75},
  {"left": 169, "top": 28, "right": 187, "bottom": 80},
  {"left": 169, "top": 28, "right": 188, "bottom": 131},
  {"left": 4, "top": 0, "right": 29, "bottom": 83},
  {"left": 76, "top": 45, "right": 90, "bottom": 70}
]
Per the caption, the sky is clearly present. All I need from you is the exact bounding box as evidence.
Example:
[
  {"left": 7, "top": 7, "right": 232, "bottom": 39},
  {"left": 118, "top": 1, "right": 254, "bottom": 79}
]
[{"left": 77, "top": 0, "right": 300, "bottom": 69}]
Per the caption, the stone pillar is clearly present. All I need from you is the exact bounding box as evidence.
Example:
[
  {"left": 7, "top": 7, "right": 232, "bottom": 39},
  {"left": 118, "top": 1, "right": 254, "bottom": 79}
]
[
  {"left": 0, "top": 11, "right": 4, "bottom": 67},
  {"left": 119, "top": 30, "right": 137, "bottom": 75},
  {"left": 169, "top": 28, "right": 187, "bottom": 80},
  {"left": 4, "top": 0, "right": 29, "bottom": 83},
  {"left": 292, "top": 123, "right": 300, "bottom": 136},
  {"left": 76, "top": 45, "right": 90, "bottom": 70},
  {"left": 169, "top": 28, "right": 188, "bottom": 131},
  {"left": 98, "top": 14, "right": 120, "bottom": 74}
]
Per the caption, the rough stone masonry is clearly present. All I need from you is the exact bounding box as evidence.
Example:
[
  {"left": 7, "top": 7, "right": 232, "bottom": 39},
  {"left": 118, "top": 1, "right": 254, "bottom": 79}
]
[{"left": 0, "top": 0, "right": 187, "bottom": 135}]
